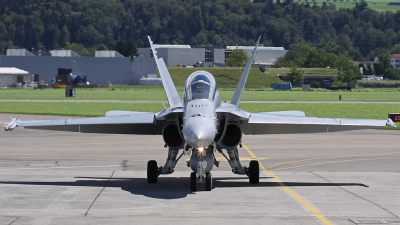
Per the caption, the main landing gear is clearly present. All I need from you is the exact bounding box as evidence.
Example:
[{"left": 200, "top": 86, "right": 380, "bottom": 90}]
[
  {"left": 147, "top": 149, "right": 184, "bottom": 184},
  {"left": 218, "top": 147, "right": 260, "bottom": 184},
  {"left": 147, "top": 160, "right": 158, "bottom": 183},
  {"left": 146, "top": 146, "right": 259, "bottom": 191}
]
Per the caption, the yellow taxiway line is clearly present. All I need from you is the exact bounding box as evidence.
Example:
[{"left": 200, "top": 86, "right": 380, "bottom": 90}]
[{"left": 242, "top": 143, "right": 333, "bottom": 225}]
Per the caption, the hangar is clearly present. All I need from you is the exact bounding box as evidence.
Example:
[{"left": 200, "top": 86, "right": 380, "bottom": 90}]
[
  {"left": 0, "top": 43, "right": 287, "bottom": 85},
  {"left": 139, "top": 44, "right": 287, "bottom": 68},
  {"left": 0, "top": 49, "right": 156, "bottom": 85}
]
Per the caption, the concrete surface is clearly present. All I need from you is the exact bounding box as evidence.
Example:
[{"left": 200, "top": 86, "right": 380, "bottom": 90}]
[{"left": 0, "top": 114, "right": 400, "bottom": 225}]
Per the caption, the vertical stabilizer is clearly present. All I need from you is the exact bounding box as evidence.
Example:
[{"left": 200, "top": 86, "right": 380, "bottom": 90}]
[
  {"left": 148, "top": 36, "right": 182, "bottom": 108},
  {"left": 230, "top": 36, "right": 261, "bottom": 107}
]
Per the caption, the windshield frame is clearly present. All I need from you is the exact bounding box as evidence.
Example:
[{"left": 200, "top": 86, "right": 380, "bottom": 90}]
[{"left": 185, "top": 71, "right": 216, "bottom": 101}]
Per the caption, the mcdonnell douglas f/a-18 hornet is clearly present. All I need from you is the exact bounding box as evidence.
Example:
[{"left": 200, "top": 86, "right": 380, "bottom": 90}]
[{"left": 5, "top": 36, "right": 396, "bottom": 191}]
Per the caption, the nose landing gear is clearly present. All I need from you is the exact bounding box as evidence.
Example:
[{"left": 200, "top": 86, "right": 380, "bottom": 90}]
[{"left": 190, "top": 171, "right": 212, "bottom": 191}]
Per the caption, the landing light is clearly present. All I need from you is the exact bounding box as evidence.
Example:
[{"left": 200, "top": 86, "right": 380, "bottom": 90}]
[{"left": 198, "top": 147, "right": 204, "bottom": 152}]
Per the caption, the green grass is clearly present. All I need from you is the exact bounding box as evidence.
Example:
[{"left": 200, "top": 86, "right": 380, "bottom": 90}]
[
  {"left": 0, "top": 102, "right": 165, "bottom": 117},
  {"left": 2, "top": 87, "right": 400, "bottom": 102},
  {"left": 0, "top": 102, "right": 398, "bottom": 120},
  {"left": 297, "top": 0, "right": 400, "bottom": 11}
]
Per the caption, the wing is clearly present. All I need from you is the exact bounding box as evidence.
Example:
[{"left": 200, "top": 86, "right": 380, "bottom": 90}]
[
  {"left": 148, "top": 36, "right": 182, "bottom": 108},
  {"left": 4, "top": 112, "right": 165, "bottom": 134},
  {"left": 216, "top": 104, "right": 395, "bottom": 135},
  {"left": 230, "top": 36, "right": 261, "bottom": 107},
  {"left": 241, "top": 112, "right": 396, "bottom": 135}
]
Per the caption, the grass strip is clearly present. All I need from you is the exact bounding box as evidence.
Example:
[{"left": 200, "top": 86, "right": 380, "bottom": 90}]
[
  {"left": 1, "top": 88, "right": 400, "bottom": 102},
  {"left": 1, "top": 102, "right": 399, "bottom": 120}
]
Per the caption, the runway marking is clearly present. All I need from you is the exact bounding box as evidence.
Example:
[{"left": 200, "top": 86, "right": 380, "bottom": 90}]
[
  {"left": 267, "top": 152, "right": 400, "bottom": 169},
  {"left": 84, "top": 170, "right": 114, "bottom": 217},
  {"left": 242, "top": 143, "right": 333, "bottom": 225},
  {"left": 272, "top": 157, "right": 398, "bottom": 171}
]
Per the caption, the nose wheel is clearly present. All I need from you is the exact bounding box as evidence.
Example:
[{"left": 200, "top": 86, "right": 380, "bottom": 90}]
[
  {"left": 190, "top": 172, "right": 197, "bottom": 191},
  {"left": 205, "top": 172, "right": 212, "bottom": 191},
  {"left": 147, "top": 160, "right": 159, "bottom": 183},
  {"left": 190, "top": 172, "right": 213, "bottom": 191}
]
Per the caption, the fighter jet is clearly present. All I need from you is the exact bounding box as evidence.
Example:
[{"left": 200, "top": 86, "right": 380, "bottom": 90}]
[{"left": 4, "top": 36, "right": 396, "bottom": 191}]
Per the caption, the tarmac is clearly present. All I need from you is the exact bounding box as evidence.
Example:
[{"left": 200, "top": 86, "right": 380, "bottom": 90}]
[{"left": 0, "top": 114, "right": 400, "bottom": 225}]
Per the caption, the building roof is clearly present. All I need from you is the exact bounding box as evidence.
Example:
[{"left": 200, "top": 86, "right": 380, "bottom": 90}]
[
  {"left": 226, "top": 46, "right": 285, "bottom": 50},
  {"left": 390, "top": 54, "right": 400, "bottom": 58},
  {"left": 0, "top": 67, "right": 29, "bottom": 75},
  {"left": 154, "top": 44, "right": 191, "bottom": 49}
]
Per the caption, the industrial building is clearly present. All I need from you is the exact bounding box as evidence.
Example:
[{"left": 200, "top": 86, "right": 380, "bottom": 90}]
[
  {"left": 0, "top": 43, "right": 287, "bottom": 86},
  {"left": 0, "top": 50, "right": 156, "bottom": 85},
  {"left": 225, "top": 46, "right": 287, "bottom": 67},
  {"left": 139, "top": 44, "right": 287, "bottom": 68}
]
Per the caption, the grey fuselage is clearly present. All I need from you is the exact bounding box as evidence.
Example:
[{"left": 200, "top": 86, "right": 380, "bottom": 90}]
[{"left": 181, "top": 71, "right": 221, "bottom": 149}]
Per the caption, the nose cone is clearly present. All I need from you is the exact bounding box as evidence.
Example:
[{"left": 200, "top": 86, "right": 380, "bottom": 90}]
[{"left": 182, "top": 118, "right": 216, "bottom": 148}]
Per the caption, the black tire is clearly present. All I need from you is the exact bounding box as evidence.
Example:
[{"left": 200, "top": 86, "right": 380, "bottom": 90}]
[
  {"left": 190, "top": 172, "right": 197, "bottom": 191},
  {"left": 205, "top": 172, "right": 212, "bottom": 191},
  {"left": 147, "top": 160, "right": 158, "bottom": 183},
  {"left": 249, "top": 160, "right": 259, "bottom": 184}
]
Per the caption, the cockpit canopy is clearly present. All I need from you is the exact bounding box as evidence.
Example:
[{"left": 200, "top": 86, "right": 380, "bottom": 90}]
[{"left": 185, "top": 71, "right": 216, "bottom": 101}]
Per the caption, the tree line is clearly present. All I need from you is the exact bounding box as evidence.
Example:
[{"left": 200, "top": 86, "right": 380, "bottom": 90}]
[
  {"left": 1, "top": 0, "right": 400, "bottom": 61},
  {"left": 274, "top": 42, "right": 400, "bottom": 80}
]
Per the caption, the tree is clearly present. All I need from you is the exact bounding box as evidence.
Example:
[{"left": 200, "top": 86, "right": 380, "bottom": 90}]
[
  {"left": 354, "top": 0, "right": 368, "bottom": 11},
  {"left": 286, "top": 66, "right": 304, "bottom": 84},
  {"left": 373, "top": 52, "right": 392, "bottom": 76},
  {"left": 64, "top": 43, "right": 89, "bottom": 55},
  {"left": 116, "top": 39, "right": 128, "bottom": 56},
  {"left": 126, "top": 39, "right": 139, "bottom": 57},
  {"left": 384, "top": 68, "right": 400, "bottom": 80},
  {"left": 336, "top": 57, "right": 361, "bottom": 83},
  {"left": 366, "top": 63, "right": 374, "bottom": 75},
  {"left": 391, "top": 44, "right": 400, "bottom": 54},
  {"left": 59, "top": 25, "right": 70, "bottom": 47},
  {"left": 226, "top": 50, "right": 249, "bottom": 67},
  {"left": 96, "top": 44, "right": 108, "bottom": 51}
]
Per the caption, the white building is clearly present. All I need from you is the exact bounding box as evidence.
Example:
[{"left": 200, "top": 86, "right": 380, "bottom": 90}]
[
  {"left": 95, "top": 50, "right": 124, "bottom": 58},
  {"left": 390, "top": 54, "right": 400, "bottom": 70},
  {"left": 6, "top": 49, "right": 34, "bottom": 56},
  {"left": 50, "top": 50, "right": 80, "bottom": 57},
  {"left": 0, "top": 67, "right": 31, "bottom": 87},
  {"left": 138, "top": 44, "right": 287, "bottom": 68},
  {"left": 226, "top": 46, "right": 287, "bottom": 67}
]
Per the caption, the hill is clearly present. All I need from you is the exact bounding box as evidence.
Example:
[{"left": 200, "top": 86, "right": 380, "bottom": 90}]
[{"left": 1, "top": 0, "right": 400, "bottom": 60}]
